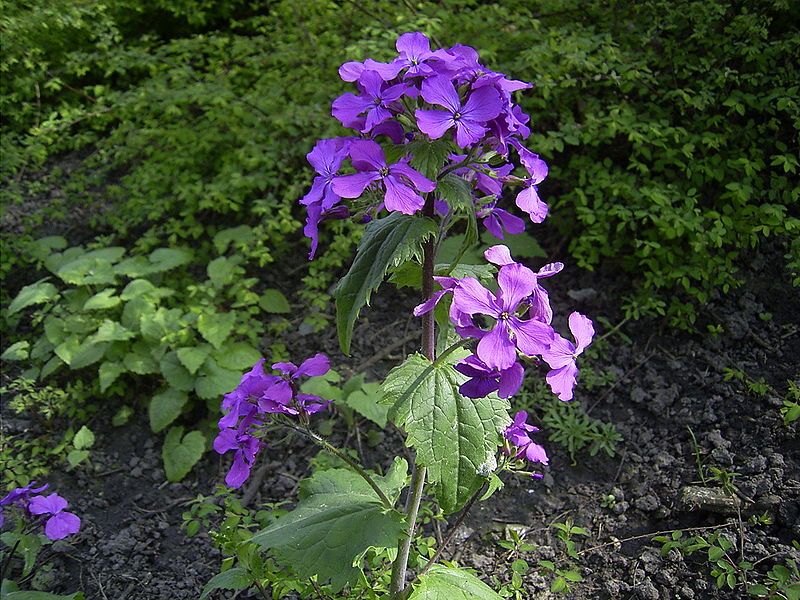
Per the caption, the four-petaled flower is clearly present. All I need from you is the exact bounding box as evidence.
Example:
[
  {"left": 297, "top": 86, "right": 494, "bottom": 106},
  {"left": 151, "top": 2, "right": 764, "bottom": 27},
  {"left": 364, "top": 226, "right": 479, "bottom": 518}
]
[
  {"left": 332, "top": 71, "right": 408, "bottom": 132},
  {"left": 455, "top": 354, "right": 524, "bottom": 399},
  {"left": 28, "top": 493, "right": 81, "bottom": 541},
  {"left": 416, "top": 76, "right": 503, "bottom": 147},
  {"left": 332, "top": 140, "right": 435, "bottom": 215},
  {"left": 0, "top": 481, "right": 48, "bottom": 528},
  {"left": 261, "top": 353, "right": 332, "bottom": 416}
]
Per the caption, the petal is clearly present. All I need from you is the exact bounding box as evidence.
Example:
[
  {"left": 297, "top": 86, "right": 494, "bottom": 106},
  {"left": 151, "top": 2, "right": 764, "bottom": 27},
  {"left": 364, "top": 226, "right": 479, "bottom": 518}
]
[
  {"left": 517, "top": 147, "right": 549, "bottom": 183},
  {"left": 454, "top": 119, "right": 488, "bottom": 148},
  {"left": 412, "top": 289, "right": 448, "bottom": 317},
  {"left": 331, "top": 172, "right": 380, "bottom": 198},
  {"left": 493, "top": 208, "right": 526, "bottom": 235},
  {"left": 523, "top": 441, "right": 549, "bottom": 465},
  {"left": 295, "top": 353, "right": 330, "bottom": 378},
  {"left": 420, "top": 76, "right": 461, "bottom": 112},
  {"left": 364, "top": 105, "right": 394, "bottom": 133},
  {"left": 482, "top": 214, "right": 504, "bottom": 239},
  {"left": 459, "top": 375, "right": 498, "bottom": 399},
  {"left": 263, "top": 379, "right": 293, "bottom": 404},
  {"left": 390, "top": 162, "right": 436, "bottom": 192},
  {"left": 497, "top": 263, "right": 537, "bottom": 312},
  {"left": 537, "top": 262, "right": 564, "bottom": 278},
  {"left": 568, "top": 312, "right": 595, "bottom": 355},
  {"left": 484, "top": 245, "right": 515, "bottom": 266},
  {"left": 546, "top": 364, "right": 578, "bottom": 401},
  {"left": 415, "top": 109, "right": 455, "bottom": 140},
  {"left": 306, "top": 138, "right": 348, "bottom": 177},
  {"left": 331, "top": 92, "right": 371, "bottom": 128},
  {"left": 303, "top": 203, "right": 322, "bottom": 259},
  {"left": 509, "top": 316, "right": 553, "bottom": 356},
  {"left": 497, "top": 362, "right": 525, "bottom": 398},
  {"left": 339, "top": 61, "right": 365, "bottom": 82},
  {"left": 383, "top": 175, "right": 425, "bottom": 214},
  {"left": 225, "top": 452, "right": 252, "bottom": 488},
  {"left": 541, "top": 334, "right": 575, "bottom": 370},
  {"left": 371, "top": 120, "right": 406, "bottom": 144},
  {"left": 347, "top": 139, "right": 387, "bottom": 171},
  {"left": 515, "top": 186, "right": 549, "bottom": 223},
  {"left": 213, "top": 429, "right": 239, "bottom": 454},
  {"left": 28, "top": 493, "right": 67, "bottom": 516},
  {"left": 363, "top": 59, "right": 405, "bottom": 81},
  {"left": 476, "top": 324, "right": 517, "bottom": 370},
  {"left": 44, "top": 512, "right": 81, "bottom": 540},
  {"left": 299, "top": 177, "right": 326, "bottom": 207},
  {"left": 396, "top": 32, "right": 431, "bottom": 58},
  {"left": 461, "top": 86, "right": 503, "bottom": 124},
  {"left": 452, "top": 277, "right": 500, "bottom": 317},
  {"left": 529, "top": 285, "right": 554, "bottom": 324}
]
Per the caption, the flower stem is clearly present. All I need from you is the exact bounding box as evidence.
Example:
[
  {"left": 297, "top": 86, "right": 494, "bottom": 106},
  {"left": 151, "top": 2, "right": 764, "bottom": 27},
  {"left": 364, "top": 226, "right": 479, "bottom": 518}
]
[
  {"left": 390, "top": 194, "right": 437, "bottom": 597},
  {"left": 284, "top": 421, "right": 393, "bottom": 509}
]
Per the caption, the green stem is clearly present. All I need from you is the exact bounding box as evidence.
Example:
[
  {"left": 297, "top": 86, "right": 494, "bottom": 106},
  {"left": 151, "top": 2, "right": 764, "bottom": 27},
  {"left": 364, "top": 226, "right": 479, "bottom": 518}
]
[
  {"left": 390, "top": 193, "right": 437, "bottom": 597},
  {"left": 284, "top": 422, "right": 393, "bottom": 509}
]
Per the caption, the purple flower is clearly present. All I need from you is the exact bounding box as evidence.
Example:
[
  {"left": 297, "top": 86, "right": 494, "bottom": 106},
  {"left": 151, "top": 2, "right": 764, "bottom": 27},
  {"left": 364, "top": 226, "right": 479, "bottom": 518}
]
[
  {"left": 478, "top": 200, "right": 525, "bottom": 239},
  {"left": 332, "top": 140, "right": 435, "bottom": 214},
  {"left": 331, "top": 71, "right": 408, "bottom": 132},
  {"left": 504, "top": 411, "right": 548, "bottom": 466},
  {"left": 455, "top": 354, "right": 524, "bottom": 399},
  {"left": 0, "top": 482, "right": 48, "bottom": 528},
  {"left": 301, "top": 138, "right": 351, "bottom": 259},
  {"left": 512, "top": 142, "right": 549, "bottom": 223},
  {"left": 416, "top": 76, "right": 503, "bottom": 147},
  {"left": 259, "top": 353, "right": 332, "bottom": 416},
  {"left": 359, "top": 32, "right": 453, "bottom": 81},
  {"left": 450, "top": 252, "right": 554, "bottom": 370},
  {"left": 28, "top": 493, "right": 81, "bottom": 540},
  {"left": 219, "top": 359, "right": 276, "bottom": 429},
  {"left": 213, "top": 414, "right": 263, "bottom": 489},
  {"left": 542, "top": 312, "right": 595, "bottom": 401}
]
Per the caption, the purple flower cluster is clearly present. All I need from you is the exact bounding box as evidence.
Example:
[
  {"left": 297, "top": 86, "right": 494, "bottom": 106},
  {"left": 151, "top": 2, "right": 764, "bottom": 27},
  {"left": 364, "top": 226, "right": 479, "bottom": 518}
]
[
  {"left": 301, "top": 32, "right": 550, "bottom": 258},
  {"left": 0, "top": 483, "right": 81, "bottom": 541},
  {"left": 214, "top": 354, "right": 332, "bottom": 488},
  {"left": 415, "top": 244, "right": 594, "bottom": 402}
]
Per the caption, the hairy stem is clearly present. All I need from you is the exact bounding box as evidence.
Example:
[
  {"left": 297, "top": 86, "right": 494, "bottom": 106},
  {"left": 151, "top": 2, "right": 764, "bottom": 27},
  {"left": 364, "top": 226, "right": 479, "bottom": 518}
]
[
  {"left": 284, "top": 421, "right": 393, "bottom": 509},
  {"left": 390, "top": 194, "right": 437, "bottom": 597}
]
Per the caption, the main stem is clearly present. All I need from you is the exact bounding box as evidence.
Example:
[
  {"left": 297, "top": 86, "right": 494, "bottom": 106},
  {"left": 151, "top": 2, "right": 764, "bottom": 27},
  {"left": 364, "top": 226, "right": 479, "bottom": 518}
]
[{"left": 390, "top": 195, "right": 436, "bottom": 597}]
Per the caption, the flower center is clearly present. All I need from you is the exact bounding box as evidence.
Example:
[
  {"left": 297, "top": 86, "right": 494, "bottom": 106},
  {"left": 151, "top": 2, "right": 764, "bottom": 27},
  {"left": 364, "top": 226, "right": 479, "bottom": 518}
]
[
  {"left": 499, "top": 311, "right": 510, "bottom": 321},
  {"left": 380, "top": 167, "right": 390, "bottom": 177},
  {"left": 453, "top": 111, "right": 462, "bottom": 121}
]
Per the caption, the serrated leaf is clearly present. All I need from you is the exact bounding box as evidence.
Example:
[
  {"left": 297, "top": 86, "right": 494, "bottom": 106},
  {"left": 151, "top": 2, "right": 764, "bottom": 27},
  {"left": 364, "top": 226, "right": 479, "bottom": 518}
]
[
  {"left": 252, "top": 467, "right": 405, "bottom": 592},
  {"left": 7, "top": 280, "right": 59, "bottom": 315},
  {"left": 56, "top": 257, "right": 116, "bottom": 286},
  {"left": 149, "top": 388, "right": 188, "bottom": 433},
  {"left": 177, "top": 345, "right": 212, "bottom": 375},
  {"left": 148, "top": 248, "right": 193, "bottom": 272},
  {"left": 70, "top": 340, "right": 108, "bottom": 370},
  {"left": 409, "top": 564, "right": 502, "bottom": 600},
  {"left": 162, "top": 426, "right": 205, "bottom": 482},
  {"left": 1, "top": 341, "right": 30, "bottom": 361},
  {"left": 91, "top": 320, "right": 135, "bottom": 343},
  {"left": 27, "top": 235, "right": 67, "bottom": 262},
  {"left": 259, "top": 288, "right": 291, "bottom": 313},
  {"left": 120, "top": 279, "right": 156, "bottom": 300},
  {"left": 343, "top": 382, "right": 389, "bottom": 427},
  {"left": 199, "top": 567, "right": 253, "bottom": 600},
  {"left": 197, "top": 312, "right": 236, "bottom": 349},
  {"left": 1, "top": 532, "right": 43, "bottom": 579},
  {"left": 114, "top": 256, "right": 153, "bottom": 278},
  {"left": 123, "top": 349, "right": 159, "bottom": 374},
  {"left": 335, "top": 213, "right": 437, "bottom": 354},
  {"left": 73, "top": 425, "right": 95, "bottom": 450},
  {"left": 213, "top": 225, "right": 254, "bottom": 254},
  {"left": 406, "top": 139, "right": 456, "bottom": 179},
  {"left": 83, "top": 288, "right": 121, "bottom": 310},
  {"left": 382, "top": 351, "right": 510, "bottom": 513}
]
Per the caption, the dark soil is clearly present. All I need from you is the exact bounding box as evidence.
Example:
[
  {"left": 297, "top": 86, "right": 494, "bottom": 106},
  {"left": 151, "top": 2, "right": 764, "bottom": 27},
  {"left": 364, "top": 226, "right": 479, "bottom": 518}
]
[{"left": 3, "top": 238, "right": 798, "bottom": 599}]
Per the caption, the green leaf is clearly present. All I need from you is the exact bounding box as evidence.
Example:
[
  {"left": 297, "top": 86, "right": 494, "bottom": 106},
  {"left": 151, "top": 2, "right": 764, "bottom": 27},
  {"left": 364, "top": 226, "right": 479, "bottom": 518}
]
[
  {"left": 111, "top": 405, "right": 133, "bottom": 427},
  {"left": 408, "top": 564, "right": 502, "bottom": 600},
  {"left": 67, "top": 449, "right": 89, "bottom": 468},
  {"left": 480, "top": 231, "right": 546, "bottom": 259},
  {"left": 177, "top": 345, "right": 212, "bottom": 375},
  {"left": 342, "top": 382, "right": 389, "bottom": 427},
  {"left": 195, "top": 358, "right": 241, "bottom": 400},
  {"left": 83, "top": 288, "right": 121, "bottom": 310},
  {"left": 123, "top": 348, "right": 159, "bottom": 374},
  {"left": 150, "top": 388, "right": 188, "bottom": 433},
  {"left": 1, "top": 341, "right": 30, "bottom": 361},
  {"left": 70, "top": 340, "right": 109, "bottom": 370},
  {"left": 160, "top": 351, "right": 195, "bottom": 392},
  {"left": 406, "top": 139, "right": 455, "bottom": 179},
  {"left": 91, "top": 320, "right": 135, "bottom": 343},
  {"left": 1, "top": 532, "right": 42, "bottom": 578},
  {"left": 335, "top": 213, "right": 437, "bottom": 354},
  {"left": 251, "top": 468, "right": 405, "bottom": 592},
  {"left": 4, "top": 590, "right": 84, "bottom": 600},
  {"left": 259, "top": 288, "right": 291, "bottom": 313},
  {"left": 162, "top": 426, "right": 205, "bottom": 482},
  {"left": 73, "top": 425, "right": 95, "bottom": 450},
  {"left": 207, "top": 256, "right": 235, "bottom": 287},
  {"left": 56, "top": 256, "right": 116, "bottom": 286},
  {"left": 120, "top": 279, "right": 156, "bottom": 300},
  {"left": 98, "top": 361, "right": 124, "bottom": 392},
  {"left": 199, "top": 568, "right": 253, "bottom": 600},
  {"left": 213, "top": 225, "right": 254, "bottom": 254},
  {"left": 148, "top": 248, "right": 193, "bottom": 272},
  {"left": 213, "top": 343, "right": 261, "bottom": 371},
  {"left": 382, "top": 351, "right": 510, "bottom": 513},
  {"left": 197, "top": 311, "right": 236, "bottom": 349},
  {"left": 27, "top": 235, "right": 67, "bottom": 262},
  {"left": 7, "top": 280, "right": 59, "bottom": 315}
]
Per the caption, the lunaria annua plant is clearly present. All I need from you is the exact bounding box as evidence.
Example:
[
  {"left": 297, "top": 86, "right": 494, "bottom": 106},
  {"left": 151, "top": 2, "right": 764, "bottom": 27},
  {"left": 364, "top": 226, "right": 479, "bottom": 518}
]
[{"left": 212, "top": 31, "right": 594, "bottom": 599}]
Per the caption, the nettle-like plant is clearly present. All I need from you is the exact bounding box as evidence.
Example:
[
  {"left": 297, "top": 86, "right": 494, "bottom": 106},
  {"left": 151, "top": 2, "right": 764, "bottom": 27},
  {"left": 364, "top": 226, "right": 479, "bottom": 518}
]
[{"left": 208, "top": 33, "right": 595, "bottom": 599}]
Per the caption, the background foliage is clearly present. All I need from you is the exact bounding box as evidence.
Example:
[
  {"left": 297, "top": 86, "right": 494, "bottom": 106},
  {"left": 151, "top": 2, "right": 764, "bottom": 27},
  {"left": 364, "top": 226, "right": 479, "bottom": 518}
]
[{"left": 2, "top": 0, "right": 798, "bottom": 479}]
